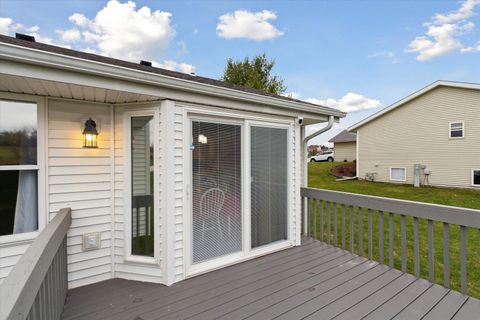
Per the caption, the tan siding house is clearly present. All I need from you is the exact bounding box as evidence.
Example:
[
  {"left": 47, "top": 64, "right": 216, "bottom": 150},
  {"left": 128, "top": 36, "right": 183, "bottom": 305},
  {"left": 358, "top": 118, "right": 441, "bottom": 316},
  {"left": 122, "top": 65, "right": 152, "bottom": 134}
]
[
  {"left": 350, "top": 81, "right": 480, "bottom": 189},
  {"left": 329, "top": 130, "right": 356, "bottom": 162}
]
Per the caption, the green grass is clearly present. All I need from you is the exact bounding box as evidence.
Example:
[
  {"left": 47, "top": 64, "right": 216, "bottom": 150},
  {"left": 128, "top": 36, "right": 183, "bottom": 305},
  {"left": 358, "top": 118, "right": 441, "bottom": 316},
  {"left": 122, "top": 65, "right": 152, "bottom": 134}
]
[{"left": 307, "top": 162, "right": 480, "bottom": 298}]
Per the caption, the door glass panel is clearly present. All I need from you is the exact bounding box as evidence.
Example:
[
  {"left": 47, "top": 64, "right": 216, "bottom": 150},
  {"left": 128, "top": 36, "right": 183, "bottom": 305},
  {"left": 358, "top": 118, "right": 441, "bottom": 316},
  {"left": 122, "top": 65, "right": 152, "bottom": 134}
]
[
  {"left": 192, "top": 121, "right": 242, "bottom": 263},
  {"left": 251, "top": 126, "right": 288, "bottom": 248},
  {"left": 131, "top": 116, "right": 154, "bottom": 257}
]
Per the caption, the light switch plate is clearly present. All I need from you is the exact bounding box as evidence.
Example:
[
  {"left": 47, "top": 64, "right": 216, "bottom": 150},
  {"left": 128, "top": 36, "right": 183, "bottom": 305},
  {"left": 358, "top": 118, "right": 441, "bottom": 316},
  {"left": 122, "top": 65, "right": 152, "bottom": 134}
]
[{"left": 83, "top": 232, "right": 101, "bottom": 251}]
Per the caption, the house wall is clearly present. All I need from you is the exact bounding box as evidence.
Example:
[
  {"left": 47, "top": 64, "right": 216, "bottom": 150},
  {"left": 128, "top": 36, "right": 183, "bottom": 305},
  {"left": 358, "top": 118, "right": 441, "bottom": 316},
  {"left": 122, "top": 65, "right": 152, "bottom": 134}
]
[
  {"left": 0, "top": 93, "right": 304, "bottom": 289},
  {"left": 358, "top": 86, "right": 480, "bottom": 188},
  {"left": 334, "top": 141, "right": 356, "bottom": 162}
]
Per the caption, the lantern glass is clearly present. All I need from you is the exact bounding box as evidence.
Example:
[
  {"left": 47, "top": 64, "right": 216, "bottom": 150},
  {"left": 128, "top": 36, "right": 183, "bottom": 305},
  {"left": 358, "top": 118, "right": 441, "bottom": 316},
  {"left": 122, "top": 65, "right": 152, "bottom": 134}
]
[{"left": 82, "top": 118, "right": 99, "bottom": 148}]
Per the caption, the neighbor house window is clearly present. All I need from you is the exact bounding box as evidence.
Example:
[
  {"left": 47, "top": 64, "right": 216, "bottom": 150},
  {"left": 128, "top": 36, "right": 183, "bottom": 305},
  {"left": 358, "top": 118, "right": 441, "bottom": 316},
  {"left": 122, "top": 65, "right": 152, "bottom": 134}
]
[
  {"left": 449, "top": 121, "right": 464, "bottom": 138},
  {"left": 0, "top": 100, "right": 38, "bottom": 237},
  {"left": 390, "top": 167, "right": 406, "bottom": 182},
  {"left": 473, "top": 170, "right": 480, "bottom": 187}
]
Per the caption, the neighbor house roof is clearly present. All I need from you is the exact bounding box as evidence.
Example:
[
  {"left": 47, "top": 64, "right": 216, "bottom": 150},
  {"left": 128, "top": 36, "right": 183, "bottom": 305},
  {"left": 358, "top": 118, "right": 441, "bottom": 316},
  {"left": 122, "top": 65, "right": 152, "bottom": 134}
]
[
  {"left": 349, "top": 80, "right": 480, "bottom": 131},
  {"left": 328, "top": 130, "right": 356, "bottom": 143},
  {"left": 0, "top": 34, "right": 345, "bottom": 118}
]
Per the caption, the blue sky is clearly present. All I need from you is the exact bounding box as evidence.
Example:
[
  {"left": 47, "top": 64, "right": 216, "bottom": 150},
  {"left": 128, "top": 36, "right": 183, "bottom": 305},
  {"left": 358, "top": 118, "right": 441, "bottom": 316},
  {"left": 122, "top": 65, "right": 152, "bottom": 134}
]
[{"left": 1, "top": 0, "right": 479, "bottom": 145}]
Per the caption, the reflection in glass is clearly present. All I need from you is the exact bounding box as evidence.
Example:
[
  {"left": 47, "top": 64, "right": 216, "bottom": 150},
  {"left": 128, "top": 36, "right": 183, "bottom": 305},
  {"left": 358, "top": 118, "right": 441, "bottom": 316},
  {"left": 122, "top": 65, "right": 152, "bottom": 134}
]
[
  {"left": 0, "top": 100, "right": 37, "bottom": 165},
  {"left": 251, "top": 126, "right": 288, "bottom": 248},
  {"left": 0, "top": 170, "right": 38, "bottom": 236},
  {"left": 130, "top": 116, "right": 155, "bottom": 257},
  {"left": 192, "top": 121, "right": 242, "bottom": 263}
]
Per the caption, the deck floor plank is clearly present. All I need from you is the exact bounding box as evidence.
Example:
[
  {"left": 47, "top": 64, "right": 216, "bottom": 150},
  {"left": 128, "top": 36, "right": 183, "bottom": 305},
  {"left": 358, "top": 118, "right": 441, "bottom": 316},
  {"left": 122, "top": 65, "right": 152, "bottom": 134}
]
[{"left": 61, "top": 240, "right": 480, "bottom": 320}]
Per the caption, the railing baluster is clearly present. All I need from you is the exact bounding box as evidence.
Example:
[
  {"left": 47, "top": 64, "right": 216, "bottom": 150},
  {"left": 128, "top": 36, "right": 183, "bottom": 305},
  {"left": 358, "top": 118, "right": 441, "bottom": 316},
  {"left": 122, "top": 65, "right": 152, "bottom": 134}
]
[
  {"left": 368, "top": 209, "right": 372, "bottom": 260},
  {"left": 319, "top": 200, "right": 324, "bottom": 242},
  {"left": 349, "top": 205, "right": 354, "bottom": 252},
  {"left": 379, "top": 211, "right": 384, "bottom": 264},
  {"left": 307, "top": 198, "right": 311, "bottom": 237},
  {"left": 313, "top": 199, "right": 317, "bottom": 240},
  {"left": 460, "top": 225, "right": 467, "bottom": 294},
  {"left": 342, "top": 204, "right": 346, "bottom": 249},
  {"left": 428, "top": 219, "right": 434, "bottom": 282},
  {"left": 443, "top": 222, "right": 450, "bottom": 288},
  {"left": 302, "top": 196, "right": 306, "bottom": 235},
  {"left": 358, "top": 207, "right": 363, "bottom": 256},
  {"left": 326, "top": 201, "right": 331, "bottom": 245},
  {"left": 401, "top": 214, "right": 406, "bottom": 273},
  {"left": 389, "top": 212, "right": 394, "bottom": 268},
  {"left": 334, "top": 203, "right": 338, "bottom": 247},
  {"left": 414, "top": 217, "right": 419, "bottom": 277}
]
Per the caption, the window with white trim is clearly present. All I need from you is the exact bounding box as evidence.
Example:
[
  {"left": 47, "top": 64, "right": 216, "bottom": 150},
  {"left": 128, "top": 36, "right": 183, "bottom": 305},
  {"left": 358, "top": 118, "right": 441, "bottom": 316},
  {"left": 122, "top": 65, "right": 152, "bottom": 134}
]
[
  {"left": 0, "top": 100, "right": 39, "bottom": 236},
  {"left": 449, "top": 121, "right": 464, "bottom": 138},
  {"left": 390, "top": 167, "right": 406, "bottom": 181},
  {"left": 473, "top": 170, "right": 480, "bottom": 187}
]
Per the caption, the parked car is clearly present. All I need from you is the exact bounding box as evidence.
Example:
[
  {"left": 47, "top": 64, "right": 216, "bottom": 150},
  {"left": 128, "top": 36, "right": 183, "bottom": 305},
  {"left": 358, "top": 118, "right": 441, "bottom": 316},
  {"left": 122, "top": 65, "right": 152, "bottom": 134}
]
[{"left": 309, "top": 151, "right": 334, "bottom": 162}]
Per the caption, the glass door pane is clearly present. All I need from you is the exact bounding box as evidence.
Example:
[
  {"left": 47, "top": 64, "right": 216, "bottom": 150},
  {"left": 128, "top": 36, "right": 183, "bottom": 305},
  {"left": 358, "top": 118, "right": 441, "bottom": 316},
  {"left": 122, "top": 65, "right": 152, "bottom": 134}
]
[
  {"left": 131, "top": 116, "right": 154, "bottom": 257},
  {"left": 191, "top": 121, "right": 242, "bottom": 263},
  {"left": 251, "top": 126, "right": 288, "bottom": 248}
]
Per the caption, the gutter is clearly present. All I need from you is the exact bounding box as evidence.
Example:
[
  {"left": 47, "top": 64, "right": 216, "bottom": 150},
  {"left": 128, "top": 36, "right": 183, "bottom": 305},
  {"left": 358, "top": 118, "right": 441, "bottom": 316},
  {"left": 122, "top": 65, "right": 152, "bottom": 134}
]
[{"left": 303, "top": 115, "right": 335, "bottom": 143}]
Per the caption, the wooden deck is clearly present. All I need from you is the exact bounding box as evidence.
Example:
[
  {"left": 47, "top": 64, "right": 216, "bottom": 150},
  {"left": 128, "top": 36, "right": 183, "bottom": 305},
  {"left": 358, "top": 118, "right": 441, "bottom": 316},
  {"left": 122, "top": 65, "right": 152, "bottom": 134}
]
[{"left": 61, "top": 239, "right": 480, "bottom": 320}]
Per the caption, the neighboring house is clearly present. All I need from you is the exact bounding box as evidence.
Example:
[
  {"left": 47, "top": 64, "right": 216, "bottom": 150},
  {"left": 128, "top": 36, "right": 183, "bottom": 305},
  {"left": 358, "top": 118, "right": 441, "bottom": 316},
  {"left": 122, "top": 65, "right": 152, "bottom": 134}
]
[
  {"left": 349, "top": 80, "right": 480, "bottom": 189},
  {"left": 0, "top": 34, "right": 344, "bottom": 289},
  {"left": 328, "top": 130, "right": 356, "bottom": 162}
]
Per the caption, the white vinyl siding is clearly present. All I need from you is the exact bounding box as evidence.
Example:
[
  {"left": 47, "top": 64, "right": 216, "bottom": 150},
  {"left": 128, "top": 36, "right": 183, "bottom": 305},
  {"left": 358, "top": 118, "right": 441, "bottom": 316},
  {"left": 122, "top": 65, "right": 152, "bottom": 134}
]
[
  {"left": 48, "top": 99, "right": 113, "bottom": 288},
  {"left": 358, "top": 86, "right": 480, "bottom": 188}
]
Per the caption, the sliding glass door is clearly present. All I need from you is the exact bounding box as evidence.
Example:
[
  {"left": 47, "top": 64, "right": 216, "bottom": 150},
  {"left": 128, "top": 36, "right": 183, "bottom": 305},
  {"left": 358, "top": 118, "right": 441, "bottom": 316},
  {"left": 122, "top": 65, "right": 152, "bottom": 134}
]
[
  {"left": 191, "top": 121, "right": 242, "bottom": 263},
  {"left": 250, "top": 126, "right": 288, "bottom": 248}
]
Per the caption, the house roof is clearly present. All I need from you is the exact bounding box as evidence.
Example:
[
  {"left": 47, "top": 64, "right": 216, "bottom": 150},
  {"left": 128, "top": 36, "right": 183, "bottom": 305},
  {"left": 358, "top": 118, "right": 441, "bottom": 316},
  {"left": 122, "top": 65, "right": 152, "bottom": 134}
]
[
  {"left": 328, "top": 130, "right": 356, "bottom": 143},
  {"left": 349, "top": 80, "right": 480, "bottom": 131},
  {"left": 0, "top": 34, "right": 345, "bottom": 118}
]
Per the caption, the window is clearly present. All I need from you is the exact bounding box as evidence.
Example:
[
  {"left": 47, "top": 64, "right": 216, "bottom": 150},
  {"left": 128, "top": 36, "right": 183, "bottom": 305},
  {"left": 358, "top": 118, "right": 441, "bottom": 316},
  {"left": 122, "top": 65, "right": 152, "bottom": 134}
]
[
  {"left": 449, "top": 121, "right": 464, "bottom": 138},
  {"left": 473, "top": 170, "right": 480, "bottom": 187},
  {"left": 0, "top": 100, "right": 39, "bottom": 237},
  {"left": 390, "top": 167, "right": 406, "bottom": 182}
]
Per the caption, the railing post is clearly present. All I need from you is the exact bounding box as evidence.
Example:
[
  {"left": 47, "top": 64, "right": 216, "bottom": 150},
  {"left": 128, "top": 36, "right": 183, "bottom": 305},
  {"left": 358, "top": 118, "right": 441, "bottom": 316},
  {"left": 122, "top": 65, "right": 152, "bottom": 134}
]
[{"left": 443, "top": 222, "right": 450, "bottom": 288}]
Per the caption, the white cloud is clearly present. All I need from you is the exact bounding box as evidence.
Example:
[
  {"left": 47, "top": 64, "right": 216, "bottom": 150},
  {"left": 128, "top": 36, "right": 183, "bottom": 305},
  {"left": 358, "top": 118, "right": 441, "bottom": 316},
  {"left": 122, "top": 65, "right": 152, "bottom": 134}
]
[
  {"left": 64, "top": 0, "right": 175, "bottom": 61},
  {"left": 217, "top": 10, "right": 284, "bottom": 40},
  {"left": 153, "top": 60, "right": 195, "bottom": 74},
  {"left": 306, "top": 92, "right": 382, "bottom": 113},
  {"left": 284, "top": 92, "right": 302, "bottom": 99},
  {"left": 407, "top": 0, "right": 480, "bottom": 60},
  {"left": 368, "top": 50, "right": 399, "bottom": 64},
  {"left": 56, "top": 28, "right": 81, "bottom": 42},
  {"left": 0, "top": 16, "right": 67, "bottom": 47}
]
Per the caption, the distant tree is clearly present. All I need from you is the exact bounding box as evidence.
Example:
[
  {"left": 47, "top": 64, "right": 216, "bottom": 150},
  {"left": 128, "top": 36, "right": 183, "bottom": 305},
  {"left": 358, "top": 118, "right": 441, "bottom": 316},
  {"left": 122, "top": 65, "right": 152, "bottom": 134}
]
[{"left": 220, "top": 53, "right": 287, "bottom": 95}]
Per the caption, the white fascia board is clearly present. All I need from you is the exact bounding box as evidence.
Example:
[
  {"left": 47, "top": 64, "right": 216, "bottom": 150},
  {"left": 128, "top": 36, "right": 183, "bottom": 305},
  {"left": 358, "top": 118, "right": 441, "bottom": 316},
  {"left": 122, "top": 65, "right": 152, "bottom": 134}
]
[
  {"left": 348, "top": 80, "right": 480, "bottom": 131},
  {"left": 0, "top": 42, "right": 345, "bottom": 118}
]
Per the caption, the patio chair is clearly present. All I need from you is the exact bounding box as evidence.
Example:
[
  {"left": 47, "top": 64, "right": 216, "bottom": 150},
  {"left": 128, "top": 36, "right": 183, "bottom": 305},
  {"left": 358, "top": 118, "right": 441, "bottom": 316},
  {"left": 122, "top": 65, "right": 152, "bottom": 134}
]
[{"left": 199, "top": 188, "right": 226, "bottom": 242}]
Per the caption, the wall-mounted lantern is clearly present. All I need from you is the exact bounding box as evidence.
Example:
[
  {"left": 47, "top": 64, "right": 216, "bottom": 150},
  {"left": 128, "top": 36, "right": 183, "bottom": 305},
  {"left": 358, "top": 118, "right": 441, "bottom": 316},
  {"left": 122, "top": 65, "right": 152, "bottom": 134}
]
[
  {"left": 82, "top": 118, "right": 99, "bottom": 148},
  {"left": 198, "top": 134, "right": 208, "bottom": 144}
]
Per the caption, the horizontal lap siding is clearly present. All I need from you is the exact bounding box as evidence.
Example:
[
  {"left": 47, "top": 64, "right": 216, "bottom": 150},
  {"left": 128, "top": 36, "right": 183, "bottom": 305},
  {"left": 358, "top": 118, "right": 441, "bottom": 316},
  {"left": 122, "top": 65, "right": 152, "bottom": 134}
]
[
  {"left": 173, "top": 109, "right": 184, "bottom": 282},
  {"left": 334, "top": 141, "right": 356, "bottom": 162},
  {"left": 48, "top": 99, "right": 113, "bottom": 288},
  {"left": 359, "top": 86, "right": 480, "bottom": 188},
  {"left": 0, "top": 242, "right": 31, "bottom": 285}
]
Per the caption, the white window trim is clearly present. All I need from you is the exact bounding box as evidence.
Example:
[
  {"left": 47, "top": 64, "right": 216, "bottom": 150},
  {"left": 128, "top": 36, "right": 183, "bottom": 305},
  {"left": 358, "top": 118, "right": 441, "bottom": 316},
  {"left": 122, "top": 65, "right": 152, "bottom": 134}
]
[
  {"left": 183, "top": 110, "right": 293, "bottom": 278},
  {"left": 449, "top": 120, "right": 465, "bottom": 139},
  {"left": 390, "top": 167, "right": 407, "bottom": 182},
  {"left": 0, "top": 92, "right": 46, "bottom": 244},
  {"left": 472, "top": 169, "right": 480, "bottom": 187},
  {"left": 123, "top": 107, "right": 160, "bottom": 265}
]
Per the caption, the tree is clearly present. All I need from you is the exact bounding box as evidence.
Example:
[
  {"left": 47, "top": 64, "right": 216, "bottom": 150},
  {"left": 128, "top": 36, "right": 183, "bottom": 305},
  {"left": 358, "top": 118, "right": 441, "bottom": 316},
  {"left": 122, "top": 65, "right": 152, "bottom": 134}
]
[{"left": 220, "top": 53, "right": 287, "bottom": 95}]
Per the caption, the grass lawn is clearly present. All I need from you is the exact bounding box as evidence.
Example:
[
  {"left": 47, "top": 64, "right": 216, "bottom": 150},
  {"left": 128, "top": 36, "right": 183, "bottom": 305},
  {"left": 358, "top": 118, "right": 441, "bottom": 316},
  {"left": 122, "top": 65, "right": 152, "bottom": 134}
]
[{"left": 307, "top": 162, "right": 480, "bottom": 298}]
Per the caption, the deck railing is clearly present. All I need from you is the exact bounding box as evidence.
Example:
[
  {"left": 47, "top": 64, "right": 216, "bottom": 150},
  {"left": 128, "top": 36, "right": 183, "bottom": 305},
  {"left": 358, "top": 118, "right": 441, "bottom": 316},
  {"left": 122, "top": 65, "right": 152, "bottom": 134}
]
[
  {"left": 301, "top": 187, "right": 480, "bottom": 296},
  {"left": 0, "top": 208, "right": 72, "bottom": 320}
]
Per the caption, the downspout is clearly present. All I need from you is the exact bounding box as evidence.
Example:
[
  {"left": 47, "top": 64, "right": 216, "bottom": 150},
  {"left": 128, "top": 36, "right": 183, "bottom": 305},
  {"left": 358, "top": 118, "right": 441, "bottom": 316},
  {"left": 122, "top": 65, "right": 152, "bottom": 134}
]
[{"left": 301, "top": 115, "right": 335, "bottom": 235}]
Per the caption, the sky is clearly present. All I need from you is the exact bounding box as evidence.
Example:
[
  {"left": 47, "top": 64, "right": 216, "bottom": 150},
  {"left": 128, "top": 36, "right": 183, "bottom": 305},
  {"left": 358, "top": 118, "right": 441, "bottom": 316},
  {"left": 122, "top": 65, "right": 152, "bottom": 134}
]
[{"left": 1, "top": 0, "right": 479, "bottom": 146}]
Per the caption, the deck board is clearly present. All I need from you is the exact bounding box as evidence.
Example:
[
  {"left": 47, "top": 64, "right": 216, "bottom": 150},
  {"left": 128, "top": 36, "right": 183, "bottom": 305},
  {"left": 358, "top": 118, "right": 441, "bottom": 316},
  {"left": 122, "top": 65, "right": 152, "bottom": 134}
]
[{"left": 61, "top": 239, "right": 480, "bottom": 320}]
